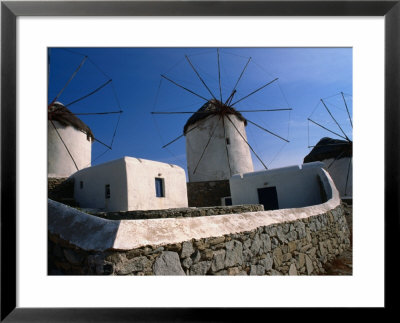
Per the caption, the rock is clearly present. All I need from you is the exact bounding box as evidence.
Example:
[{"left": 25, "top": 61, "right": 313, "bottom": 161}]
[
  {"left": 180, "top": 241, "right": 194, "bottom": 258},
  {"left": 182, "top": 257, "right": 193, "bottom": 269},
  {"left": 191, "top": 250, "right": 201, "bottom": 264},
  {"left": 250, "top": 265, "right": 265, "bottom": 276},
  {"left": 268, "top": 269, "right": 283, "bottom": 276},
  {"left": 190, "top": 261, "right": 211, "bottom": 275},
  {"left": 297, "top": 253, "right": 305, "bottom": 268},
  {"left": 250, "top": 234, "right": 261, "bottom": 255},
  {"left": 207, "top": 236, "right": 225, "bottom": 246},
  {"left": 153, "top": 252, "right": 185, "bottom": 276},
  {"left": 319, "top": 242, "right": 327, "bottom": 256},
  {"left": 282, "top": 253, "right": 292, "bottom": 262},
  {"left": 227, "top": 267, "right": 241, "bottom": 275},
  {"left": 225, "top": 240, "right": 243, "bottom": 267},
  {"left": 273, "top": 247, "right": 283, "bottom": 267},
  {"left": 211, "top": 250, "right": 226, "bottom": 272},
  {"left": 202, "top": 249, "right": 214, "bottom": 261},
  {"left": 116, "top": 256, "right": 151, "bottom": 275},
  {"left": 259, "top": 253, "right": 273, "bottom": 271},
  {"left": 276, "top": 227, "right": 286, "bottom": 243},
  {"left": 305, "top": 255, "right": 313, "bottom": 275},
  {"left": 166, "top": 243, "right": 182, "bottom": 252},
  {"left": 288, "top": 241, "right": 297, "bottom": 253},
  {"left": 242, "top": 249, "right": 253, "bottom": 262},
  {"left": 63, "top": 249, "right": 84, "bottom": 265},
  {"left": 289, "top": 263, "right": 297, "bottom": 275},
  {"left": 286, "top": 231, "right": 297, "bottom": 241},
  {"left": 260, "top": 234, "right": 271, "bottom": 252}
]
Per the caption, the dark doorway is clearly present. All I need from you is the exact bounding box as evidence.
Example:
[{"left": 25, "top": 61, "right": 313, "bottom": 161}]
[{"left": 257, "top": 187, "right": 279, "bottom": 210}]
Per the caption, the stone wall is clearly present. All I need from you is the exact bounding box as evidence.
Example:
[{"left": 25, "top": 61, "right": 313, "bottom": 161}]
[
  {"left": 48, "top": 203, "right": 350, "bottom": 276},
  {"left": 48, "top": 169, "right": 350, "bottom": 275},
  {"left": 91, "top": 204, "right": 264, "bottom": 220},
  {"left": 48, "top": 177, "right": 76, "bottom": 206},
  {"left": 187, "top": 180, "right": 230, "bottom": 207}
]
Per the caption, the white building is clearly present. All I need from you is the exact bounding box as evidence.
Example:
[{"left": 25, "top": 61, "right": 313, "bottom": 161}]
[
  {"left": 229, "top": 162, "right": 328, "bottom": 210},
  {"left": 304, "top": 137, "right": 352, "bottom": 199},
  {"left": 72, "top": 157, "right": 188, "bottom": 212},
  {"left": 48, "top": 102, "right": 93, "bottom": 178},
  {"left": 185, "top": 100, "right": 254, "bottom": 182}
]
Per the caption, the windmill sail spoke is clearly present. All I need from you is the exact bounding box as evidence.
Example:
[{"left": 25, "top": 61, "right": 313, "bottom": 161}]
[
  {"left": 246, "top": 119, "right": 290, "bottom": 143},
  {"left": 66, "top": 111, "right": 123, "bottom": 116},
  {"left": 222, "top": 116, "right": 232, "bottom": 176},
  {"left": 326, "top": 150, "right": 346, "bottom": 169},
  {"left": 161, "top": 74, "right": 209, "bottom": 102},
  {"left": 66, "top": 79, "right": 112, "bottom": 107},
  {"left": 217, "top": 49, "right": 223, "bottom": 103},
  {"left": 50, "top": 120, "right": 79, "bottom": 171},
  {"left": 308, "top": 118, "right": 348, "bottom": 141},
  {"left": 237, "top": 108, "right": 292, "bottom": 112},
  {"left": 341, "top": 92, "right": 353, "bottom": 128},
  {"left": 193, "top": 116, "right": 222, "bottom": 174},
  {"left": 225, "top": 115, "right": 268, "bottom": 170},
  {"left": 162, "top": 115, "right": 215, "bottom": 149},
  {"left": 320, "top": 99, "right": 351, "bottom": 142},
  {"left": 230, "top": 78, "right": 279, "bottom": 107},
  {"left": 50, "top": 55, "right": 87, "bottom": 106},
  {"left": 185, "top": 55, "right": 217, "bottom": 100},
  {"left": 229, "top": 56, "right": 251, "bottom": 99}
]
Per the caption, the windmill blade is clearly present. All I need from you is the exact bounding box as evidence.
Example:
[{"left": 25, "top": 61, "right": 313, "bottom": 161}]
[
  {"left": 49, "top": 120, "right": 79, "bottom": 171},
  {"left": 341, "top": 91, "right": 353, "bottom": 128},
  {"left": 230, "top": 78, "right": 279, "bottom": 107},
  {"left": 320, "top": 99, "right": 351, "bottom": 142},
  {"left": 308, "top": 118, "right": 348, "bottom": 141},
  {"left": 161, "top": 114, "right": 216, "bottom": 149},
  {"left": 326, "top": 150, "right": 346, "bottom": 169},
  {"left": 64, "top": 110, "right": 123, "bottom": 116},
  {"left": 193, "top": 115, "right": 222, "bottom": 174},
  {"left": 217, "top": 48, "right": 223, "bottom": 103},
  {"left": 228, "top": 56, "right": 251, "bottom": 100},
  {"left": 246, "top": 119, "right": 290, "bottom": 143},
  {"left": 225, "top": 115, "right": 268, "bottom": 170},
  {"left": 65, "top": 79, "right": 112, "bottom": 107},
  {"left": 185, "top": 55, "right": 217, "bottom": 101},
  {"left": 237, "top": 108, "right": 292, "bottom": 112},
  {"left": 161, "top": 74, "right": 209, "bottom": 102},
  {"left": 50, "top": 55, "right": 88, "bottom": 107},
  {"left": 222, "top": 116, "right": 232, "bottom": 176}
]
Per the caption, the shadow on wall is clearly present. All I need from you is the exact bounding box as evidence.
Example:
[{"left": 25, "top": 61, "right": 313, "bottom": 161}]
[{"left": 229, "top": 162, "right": 330, "bottom": 210}]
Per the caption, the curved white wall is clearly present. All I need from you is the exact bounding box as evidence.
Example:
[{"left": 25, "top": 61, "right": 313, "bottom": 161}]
[
  {"left": 48, "top": 121, "right": 92, "bottom": 177},
  {"left": 230, "top": 162, "right": 328, "bottom": 209},
  {"left": 186, "top": 115, "right": 254, "bottom": 182},
  {"left": 322, "top": 157, "right": 352, "bottom": 198}
]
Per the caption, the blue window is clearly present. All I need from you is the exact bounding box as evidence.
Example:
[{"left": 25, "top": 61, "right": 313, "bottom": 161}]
[{"left": 155, "top": 178, "right": 164, "bottom": 197}]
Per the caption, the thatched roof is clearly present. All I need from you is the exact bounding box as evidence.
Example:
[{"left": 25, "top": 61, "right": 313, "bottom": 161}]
[
  {"left": 183, "top": 100, "right": 247, "bottom": 134},
  {"left": 303, "top": 137, "right": 352, "bottom": 163},
  {"left": 48, "top": 102, "right": 94, "bottom": 141}
]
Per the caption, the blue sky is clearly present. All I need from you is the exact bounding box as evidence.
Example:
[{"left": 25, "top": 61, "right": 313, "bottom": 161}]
[{"left": 48, "top": 47, "right": 352, "bottom": 177}]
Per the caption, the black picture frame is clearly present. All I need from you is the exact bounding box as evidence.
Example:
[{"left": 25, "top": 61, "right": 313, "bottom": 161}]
[{"left": 1, "top": 0, "right": 398, "bottom": 321}]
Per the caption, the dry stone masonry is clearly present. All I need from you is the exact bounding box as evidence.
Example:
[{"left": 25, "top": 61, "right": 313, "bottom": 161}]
[{"left": 48, "top": 203, "right": 350, "bottom": 275}]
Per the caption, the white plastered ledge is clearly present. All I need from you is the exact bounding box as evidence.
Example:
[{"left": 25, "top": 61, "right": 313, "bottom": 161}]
[{"left": 48, "top": 169, "right": 341, "bottom": 251}]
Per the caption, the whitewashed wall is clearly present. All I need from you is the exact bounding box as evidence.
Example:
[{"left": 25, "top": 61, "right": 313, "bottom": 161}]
[
  {"left": 125, "top": 157, "right": 188, "bottom": 210},
  {"left": 322, "top": 157, "right": 352, "bottom": 198},
  {"left": 73, "top": 157, "right": 188, "bottom": 212},
  {"left": 186, "top": 115, "right": 254, "bottom": 182},
  {"left": 230, "top": 162, "right": 327, "bottom": 209},
  {"left": 48, "top": 120, "right": 92, "bottom": 177},
  {"left": 73, "top": 158, "right": 129, "bottom": 211}
]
